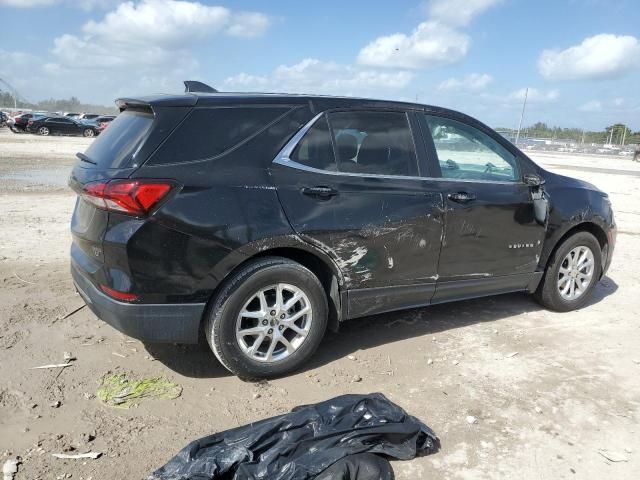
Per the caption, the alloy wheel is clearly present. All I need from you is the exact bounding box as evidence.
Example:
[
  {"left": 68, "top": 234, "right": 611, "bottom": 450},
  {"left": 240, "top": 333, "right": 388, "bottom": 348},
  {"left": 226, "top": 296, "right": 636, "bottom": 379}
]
[
  {"left": 557, "top": 245, "right": 595, "bottom": 301},
  {"left": 235, "top": 283, "right": 313, "bottom": 363}
]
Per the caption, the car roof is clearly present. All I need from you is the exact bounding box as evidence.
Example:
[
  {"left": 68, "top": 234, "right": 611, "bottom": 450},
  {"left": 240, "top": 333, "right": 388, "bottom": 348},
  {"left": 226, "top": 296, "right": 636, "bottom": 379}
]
[{"left": 115, "top": 91, "right": 463, "bottom": 117}]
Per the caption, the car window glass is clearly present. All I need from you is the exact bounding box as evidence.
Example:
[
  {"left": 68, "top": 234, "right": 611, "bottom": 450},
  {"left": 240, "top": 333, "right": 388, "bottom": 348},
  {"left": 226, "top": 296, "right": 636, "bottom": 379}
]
[
  {"left": 329, "top": 111, "right": 418, "bottom": 177},
  {"left": 151, "top": 107, "right": 290, "bottom": 164},
  {"left": 290, "top": 115, "right": 337, "bottom": 171},
  {"left": 83, "top": 109, "right": 154, "bottom": 169},
  {"left": 424, "top": 115, "right": 519, "bottom": 182}
]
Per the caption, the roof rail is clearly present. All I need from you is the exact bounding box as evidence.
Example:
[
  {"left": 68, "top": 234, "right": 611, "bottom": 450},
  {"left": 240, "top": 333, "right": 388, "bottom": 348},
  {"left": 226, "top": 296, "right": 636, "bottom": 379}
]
[{"left": 183, "top": 80, "right": 218, "bottom": 93}]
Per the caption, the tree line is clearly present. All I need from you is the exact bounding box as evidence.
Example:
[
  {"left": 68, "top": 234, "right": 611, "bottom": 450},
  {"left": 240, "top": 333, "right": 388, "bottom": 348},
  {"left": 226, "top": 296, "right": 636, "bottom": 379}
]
[
  {"left": 0, "top": 91, "right": 117, "bottom": 115},
  {"left": 498, "top": 121, "right": 640, "bottom": 145}
]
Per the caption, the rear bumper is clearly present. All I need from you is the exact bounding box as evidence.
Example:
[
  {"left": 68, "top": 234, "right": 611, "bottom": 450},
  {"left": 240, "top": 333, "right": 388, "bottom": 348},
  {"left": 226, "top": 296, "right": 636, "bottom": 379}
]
[{"left": 71, "top": 262, "right": 205, "bottom": 344}]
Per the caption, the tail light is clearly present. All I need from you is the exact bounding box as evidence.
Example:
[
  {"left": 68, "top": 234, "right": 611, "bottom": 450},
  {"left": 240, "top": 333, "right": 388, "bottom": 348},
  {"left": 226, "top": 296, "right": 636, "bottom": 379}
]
[
  {"left": 100, "top": 285, "right": 138, "bottom": 302},
  {"left": 79, "top": 179, "right": 174, "bottom": 216}
]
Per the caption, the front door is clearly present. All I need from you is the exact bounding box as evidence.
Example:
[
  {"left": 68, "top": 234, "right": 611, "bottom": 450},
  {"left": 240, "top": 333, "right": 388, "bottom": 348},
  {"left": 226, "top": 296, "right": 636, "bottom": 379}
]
[
  {"left": 419, "top": 113, "right": 546, "bottom": 301},
  {"left": 271, "top": 109, "right": 444, "bottom": 317}
]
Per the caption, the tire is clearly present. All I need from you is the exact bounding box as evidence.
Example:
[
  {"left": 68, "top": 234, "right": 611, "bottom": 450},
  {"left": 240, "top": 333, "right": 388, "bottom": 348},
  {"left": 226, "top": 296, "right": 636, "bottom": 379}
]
[
  {"left": 38, "top": 126, "right": 49, "bottom": 136},
  {"left": 534, "top": 231, "right": 602, "bottom": 312},
  {"left": 83, "top": 128, "right": 95, "bottom": 137},
  {"left": 205, "top": 256, "right": 328, "bottom": 379}
]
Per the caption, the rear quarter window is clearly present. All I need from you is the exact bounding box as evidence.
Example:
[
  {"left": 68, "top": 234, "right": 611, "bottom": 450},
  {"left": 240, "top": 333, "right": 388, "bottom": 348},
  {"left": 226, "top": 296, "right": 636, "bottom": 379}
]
[{"left": 149, "top": 106, "right": 291, "bottom": 165}]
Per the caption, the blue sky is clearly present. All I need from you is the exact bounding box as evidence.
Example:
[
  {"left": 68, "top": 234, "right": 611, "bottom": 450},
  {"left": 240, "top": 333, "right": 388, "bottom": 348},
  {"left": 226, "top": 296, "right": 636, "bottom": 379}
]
[{"left": 1, "top": 0, "right": 639, "bottom": 130}]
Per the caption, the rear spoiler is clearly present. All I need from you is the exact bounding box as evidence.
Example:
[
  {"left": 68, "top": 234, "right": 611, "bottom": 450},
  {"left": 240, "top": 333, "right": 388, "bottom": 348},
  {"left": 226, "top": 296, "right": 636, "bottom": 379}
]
[{"left": 114, "top": 81, "right": 218, "bottom": 111}]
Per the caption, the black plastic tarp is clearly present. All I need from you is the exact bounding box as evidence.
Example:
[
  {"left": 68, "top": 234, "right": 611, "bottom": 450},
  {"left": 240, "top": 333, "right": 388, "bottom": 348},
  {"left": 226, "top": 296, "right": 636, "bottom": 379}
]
[{"left": 149, "top": 393, "right": 439, "bottom": 480}]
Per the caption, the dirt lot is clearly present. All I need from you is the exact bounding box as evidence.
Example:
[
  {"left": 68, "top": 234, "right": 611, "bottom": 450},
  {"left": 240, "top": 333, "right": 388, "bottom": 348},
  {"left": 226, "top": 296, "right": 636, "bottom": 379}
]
[{"left": 1, "top": 126, "right": 639, "bottom": 479}]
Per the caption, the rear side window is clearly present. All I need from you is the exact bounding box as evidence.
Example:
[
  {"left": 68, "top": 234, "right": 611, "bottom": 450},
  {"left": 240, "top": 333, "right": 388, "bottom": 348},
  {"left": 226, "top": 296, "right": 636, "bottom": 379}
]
[
  {"left": 82, "top": 110, "right": 153, "bottom": 169},
  {"left": 151, "top": 107, "right": 290, "bottom": 164},
  {"left": 329, "top": 111, "right": 418, "bottom": 177},
  {"left": 290, "top": 115, "right": 337, "bottom": 171}
]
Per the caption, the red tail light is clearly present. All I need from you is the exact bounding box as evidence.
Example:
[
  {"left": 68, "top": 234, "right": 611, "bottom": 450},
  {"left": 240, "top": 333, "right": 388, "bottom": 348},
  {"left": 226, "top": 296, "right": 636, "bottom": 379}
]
[
  {"left": 100, "top": 285, "right": 138, "bottom": 302},
  {"left": 80, "top": 180, "right": 174, "bottom": 216}
]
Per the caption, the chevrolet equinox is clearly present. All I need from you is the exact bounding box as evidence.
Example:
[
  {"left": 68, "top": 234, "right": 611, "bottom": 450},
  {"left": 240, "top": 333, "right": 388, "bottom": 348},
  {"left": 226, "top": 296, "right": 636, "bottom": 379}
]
[{"left": 69, "top": 83, "right": 616, "bottom": 378}]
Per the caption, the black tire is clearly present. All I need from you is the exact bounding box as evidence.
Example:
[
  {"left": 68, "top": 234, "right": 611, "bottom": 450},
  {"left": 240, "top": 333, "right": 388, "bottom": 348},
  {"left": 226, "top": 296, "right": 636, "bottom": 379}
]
[
  {"left": 205, "top": 256, "right": 328, "bottom": 379},
  {"left": 534, "top": 231, "right": 602, "bottom": 312},
  {"left": 83, "top": 128, "right": 95, "bottom": 137}
]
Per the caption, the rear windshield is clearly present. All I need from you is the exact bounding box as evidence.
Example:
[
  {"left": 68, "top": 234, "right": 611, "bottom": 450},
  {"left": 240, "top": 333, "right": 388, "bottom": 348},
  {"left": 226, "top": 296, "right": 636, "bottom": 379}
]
[{"left": 82, "top": 109, "right": 153, "bottom": 169}]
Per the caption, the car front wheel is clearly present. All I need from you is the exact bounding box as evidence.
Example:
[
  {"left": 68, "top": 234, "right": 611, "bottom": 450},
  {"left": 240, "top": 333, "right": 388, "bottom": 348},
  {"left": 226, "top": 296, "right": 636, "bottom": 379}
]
[
  {"left": 534, "top": 231, "right": 602, "bottom": 311},
  {"left": 205, "top": 256, "right": 328, "bottom": 379},
  {"left": 83, "top": 128, "right": 95, "bottom": 137},
  {"left": 38, "top": 126, "right": 50, "bottom": 136}
]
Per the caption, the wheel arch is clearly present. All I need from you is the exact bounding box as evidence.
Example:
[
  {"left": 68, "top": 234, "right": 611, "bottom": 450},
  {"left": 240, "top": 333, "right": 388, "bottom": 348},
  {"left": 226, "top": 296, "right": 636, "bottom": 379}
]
[
  {"left": 542, "top": 221, "right": 608, "bottom": 276},
  {"left": 202, "top": 245, "right": 345, "bottom": 338}
]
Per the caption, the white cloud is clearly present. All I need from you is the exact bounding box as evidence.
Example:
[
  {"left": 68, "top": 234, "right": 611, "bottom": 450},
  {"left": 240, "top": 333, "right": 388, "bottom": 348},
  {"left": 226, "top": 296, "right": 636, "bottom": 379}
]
[
  {"left": 224, "top": 58, "right": 413, "bottom": 97},
  {"left": 507, "top": 88, "right": 559, "bottom": 103},
  {"left": 76, "top": 1, "right": 269, "bottom": 48},
  {"left": 579, "top": 100, "right": 602, "bottom": 112},
  {"left": 437, "top": 73, "right": 492, "bottom": 92},
  {"left": 357, "top": 0, "right": 501, "bottom": 70},
  {"left": 538, "top": 34, "right": 640, "bottom": 81},
  {"left": 428, "top": 0, "right": 502, "bottom": 27},
  {"left": 357, "top": 21, "right": 469, "bottom": 69},
  {"left": 225, "top": 11, "right": 271, "bottom": 38},
  {"left": 0, "top": 1, "right": 271, "bottom": 105},
  {"left": 48, "top": 1, "right": 270, "bottom": 82}
]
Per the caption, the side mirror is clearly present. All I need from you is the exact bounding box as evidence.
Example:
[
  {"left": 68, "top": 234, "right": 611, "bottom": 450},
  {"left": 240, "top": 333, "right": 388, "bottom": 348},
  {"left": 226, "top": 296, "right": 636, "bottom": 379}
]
[{"left": 523, "top": 173, "right": 545, "bottom": 188}]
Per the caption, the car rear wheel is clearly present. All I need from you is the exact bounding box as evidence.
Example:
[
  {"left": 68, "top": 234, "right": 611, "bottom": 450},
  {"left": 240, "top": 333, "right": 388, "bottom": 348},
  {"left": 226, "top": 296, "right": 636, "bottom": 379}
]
[
  {"left": 534, "top": 231, "right": 602, "bottom": 311},
  {"left": 38, "top": 126, "right": 50, "bottom": 136},
  {"left": 205, "top": 256, "right": 328, "bottom": 379},
  {"left": 83, "top": 128, "right": 95, "bottom": 137}
]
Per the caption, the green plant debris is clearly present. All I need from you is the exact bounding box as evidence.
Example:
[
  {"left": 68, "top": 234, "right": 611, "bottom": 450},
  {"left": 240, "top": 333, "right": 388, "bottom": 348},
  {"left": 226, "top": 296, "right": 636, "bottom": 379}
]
[{"left": 97, "top": 373, "right": 182, "bottom": 408}]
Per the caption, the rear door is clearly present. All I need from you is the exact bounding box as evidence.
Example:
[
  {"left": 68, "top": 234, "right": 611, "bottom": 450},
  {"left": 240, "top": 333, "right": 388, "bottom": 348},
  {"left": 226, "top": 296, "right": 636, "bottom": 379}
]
[
  {"left": 419, "top": 113, "right": 546, "bottom": 302},
  {"left": 271, "top": 109, "right": 444, "bottom": 318}
]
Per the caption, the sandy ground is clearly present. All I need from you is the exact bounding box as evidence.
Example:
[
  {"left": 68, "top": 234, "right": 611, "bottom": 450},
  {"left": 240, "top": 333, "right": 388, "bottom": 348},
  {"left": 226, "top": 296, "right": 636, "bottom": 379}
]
[{"left": 0, "top": 126, "right": 639, "bottom": 479}]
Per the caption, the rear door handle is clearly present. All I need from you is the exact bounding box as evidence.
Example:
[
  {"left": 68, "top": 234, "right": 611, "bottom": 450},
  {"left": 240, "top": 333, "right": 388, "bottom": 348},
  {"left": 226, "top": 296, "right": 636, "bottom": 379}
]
[
  {"left": 302, "top": 186, "right": 338, "bottom": 198},
  {"left": 447, "top": 191, "right": 476, "bottom": 203}
]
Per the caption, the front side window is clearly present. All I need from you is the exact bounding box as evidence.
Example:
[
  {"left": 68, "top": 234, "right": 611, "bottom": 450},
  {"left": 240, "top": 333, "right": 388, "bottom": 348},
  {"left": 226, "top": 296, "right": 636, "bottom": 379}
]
[
  {"left": 329, "top": 111, "right": 418, "bottom": 177},
  {"left": 424, "top": 115, "right": 519, "bottom": 182}
]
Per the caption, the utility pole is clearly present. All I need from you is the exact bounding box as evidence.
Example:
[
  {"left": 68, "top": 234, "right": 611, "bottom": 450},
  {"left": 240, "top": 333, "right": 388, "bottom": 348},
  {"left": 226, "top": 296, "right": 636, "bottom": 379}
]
[
  {"left": 621, "top": 126, "right": 627, "bottom": 146},
  {"left": 515, "top": 87, "right": 528, "bottom": 146}
]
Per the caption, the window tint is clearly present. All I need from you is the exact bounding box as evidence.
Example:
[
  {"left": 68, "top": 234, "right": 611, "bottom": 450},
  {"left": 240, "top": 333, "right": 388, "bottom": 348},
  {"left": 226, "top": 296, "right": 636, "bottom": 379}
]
[
  {"left": 153, "top": 107, "right": 289, "bottom": 164},
  {"left": 290, "top": 115, "right": 337, "bottom": 171},
  {"left": 83, "top": 109, "right": 154, "bottom": 169},
  {"left": 425, "top": 115, "right": 519, "bottom": 182},
  {"left": 329, "top": 111, "right": 418, "bottom": 177}
]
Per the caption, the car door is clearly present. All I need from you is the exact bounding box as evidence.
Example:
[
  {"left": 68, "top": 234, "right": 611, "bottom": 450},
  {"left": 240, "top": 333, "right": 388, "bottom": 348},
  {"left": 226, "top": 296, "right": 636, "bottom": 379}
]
[
  {"left": 419, "top": 113, "right": 546, "bottom": 303},
  {"left": 271, "top": 109, "right": 444, "bottom": 318}
]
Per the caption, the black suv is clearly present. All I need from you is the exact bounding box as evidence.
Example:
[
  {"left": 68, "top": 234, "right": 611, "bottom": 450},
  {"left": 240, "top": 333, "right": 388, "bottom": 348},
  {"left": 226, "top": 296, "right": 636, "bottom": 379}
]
[{"left": 69, "top": 86, "right": 616, "bottom": 378}]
